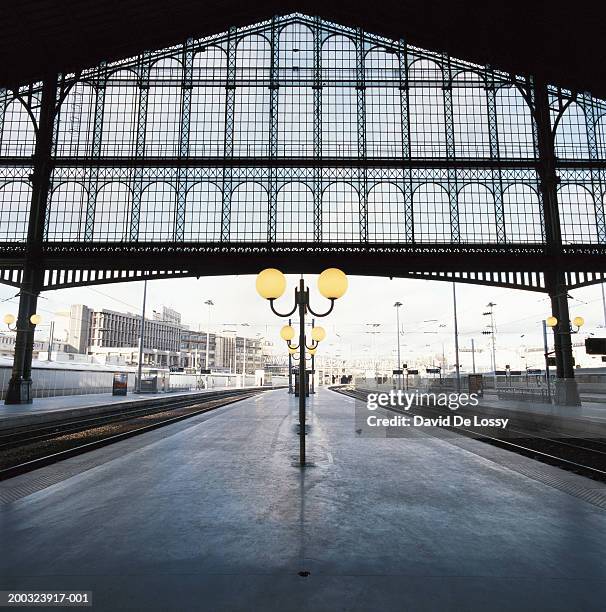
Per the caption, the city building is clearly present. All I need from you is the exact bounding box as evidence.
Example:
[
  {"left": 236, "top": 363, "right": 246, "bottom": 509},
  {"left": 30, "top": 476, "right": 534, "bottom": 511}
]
[
  {"left": 66, "top": 304, "right": 92, "bottom": 354},
  {"left": 66, "top": 303, "right": 267, "bottom": 371},
  {"left": 0, "top": 334, "right": 46, "bottom": 360},
  {"left": 180, "top": 330, "right": 217, "bottom": 370}
]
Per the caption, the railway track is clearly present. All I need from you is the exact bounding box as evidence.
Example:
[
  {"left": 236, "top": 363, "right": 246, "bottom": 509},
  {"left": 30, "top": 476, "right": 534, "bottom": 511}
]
[
  {"left": 0, "top": 388, "right": 271, "bottom": 480},
  {"left": 332, "top": 386, "right": 606, "bottom": 482}
]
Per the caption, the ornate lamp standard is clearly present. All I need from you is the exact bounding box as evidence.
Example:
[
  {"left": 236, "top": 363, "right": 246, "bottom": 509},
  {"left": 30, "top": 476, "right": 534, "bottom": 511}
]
[
  {"left": 257, "top": 268, "right": 347, "bottom": 466},
  {"left": 282, "top": 323, "right": 324, "bottom": 395},
  {"left": 4, "top": 313, "right": 42, "bottom": 329},
  {"left": 4, "top": 312, "right": 43, "bottom": 404},
  {"left": 545, "top": 314, "right": 584, "bottom": 404}
]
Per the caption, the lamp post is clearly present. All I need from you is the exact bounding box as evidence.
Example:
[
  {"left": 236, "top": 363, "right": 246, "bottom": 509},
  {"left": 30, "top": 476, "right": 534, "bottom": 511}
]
[
  {"left": 288, "top": 318, "right": 293, "bottom": 393},
  {"left": 483, "top": 302, "right": 497, "bottom": 385},
  {"left": 290, "top": 349, "right": 314, "bottom": 390},
  {"left": 257, "top": 268, "right": 347, "bottom": 466},
  {"left": 545, "top": 314, "right": 584, "bottom": 403},
  {"left": 3, "top": 312, "right": 43, "bottom": 400},
  {"left": 543, "top": 318, "right": 552, "bottom": 398},
  {"left": 309, "top": 347, "right": 317, "bottom": 393},
  {"left": 4, "top": 313, "right": 43, "bottom": 332},
  {"left": 135, "top": 280, "right": 148, "bottom": 393},
  {"left": 280, "top": 319, "right": 326, "bottom": 447},
  {"left": 394, "top": 302, "right": 403, "bottom": 390},
  {"left": 310, "top": 319, "right": 317, "bottom": 394},
  {"left": 452, "top": 284, "right": 461, "bottom": 392},
  {"left": 204, "top": 299, "right": 214, "bottom": 370},
  {"left": 471, "top": 338, "right": 476, "bottom": 374}
]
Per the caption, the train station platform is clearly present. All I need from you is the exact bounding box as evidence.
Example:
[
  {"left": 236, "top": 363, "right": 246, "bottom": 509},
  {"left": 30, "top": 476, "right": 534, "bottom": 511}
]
[
  {"left": 2, "top": 388, "right": 606, "bottom": 611},
  {"left": 0, "top": 387, "right": 265, "bottom": 430}
]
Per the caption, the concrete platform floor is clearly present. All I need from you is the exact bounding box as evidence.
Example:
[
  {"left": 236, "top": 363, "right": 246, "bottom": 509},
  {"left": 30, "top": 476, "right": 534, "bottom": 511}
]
[{"left": 2, "top": 388, "right": 606, "bottom": 611}]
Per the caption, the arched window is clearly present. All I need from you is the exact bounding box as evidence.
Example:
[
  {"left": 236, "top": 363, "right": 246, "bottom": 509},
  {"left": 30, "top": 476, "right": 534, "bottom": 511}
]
[
  {"left": 322, "top": 182, "right": 360, "bottom": 242},
  {"left": 190, "top": 47, "right": 226, "bottom": 156},
  {"left": 458, "top": 184, "right": 497, "bottom": 242},
  {"left": 93, "top": 182, "right": 131, "bottom": 241},
  {"left": 503, "top": 184, "right": 543, "bottom": 242},
  {"left": 365, "top": 48, "right": 402, "bottom": 157},
  {"left": 139, "top": 182, "right": 176, "bottom": 241},
  {"left": 102, "top": 69, "right": 139, "bottom": 156},
  {"left": 554, "top": 102, "right": 589, "bottom": 159},
  {"left": 184, "top": 182, "right": 222, "bottom": 241},
  {"left": 230, "top": 182, "right": 268, "bottom": 241},
  {"left": 322, "top": 35, "right": 357, "bottom": 156},
  {"left": 0, "top": 99, "right": 36, "bottom": 156},
  {"left": 278, "top": 23, "right": 313, "bottom": 74},
  {"left": 496, "top": 85, "right": 535, "bottom": 158},
  {"left": 412, "top": 183, "right": 450, "bottom": 242},
  {"left": 322, "top": 34, "right": 356, "bottom": 81},
  {"left": 409, "top": 60, "right": 446, "bottom": 157},
  {"left": 234, "top": 35, "right": 271, "bottom": 156},
  {"left": 236, "top": 34, "right": 271, "bottom": 80},
  {"left": 56, "top": 83, "right": 95, "bottom": 156},
  {"left": 368, "top": 183, "right": 406, "bottom": 242},
  {"left": 597, "top": 113, "right": 606, "bottom": 159},
  {"left": 452, "top": 71, "right": 489, "bottom": 158},
  {"left": 558, "top": 184, "right": 597, "bottom": 243},
  {"left": 47, "top": 182, "right": 87, "bottom": 241},
  {"left": 277, "top": 25, "right": 314, "bottom": 157},
  {"left": 277, "top": 182, "right": 314, "bottom": 241},
  {"left": 146, "top": 58, "right": 182, "bottom": 156},
  {"left": 0, "top": 181, "right": 30, "bottom": 241}
]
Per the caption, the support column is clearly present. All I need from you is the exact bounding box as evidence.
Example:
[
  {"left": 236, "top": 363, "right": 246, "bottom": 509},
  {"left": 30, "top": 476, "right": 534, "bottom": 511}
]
[
  {"left": 442, "top": 53, "right": 459, "bottom": 242},
  {"left": 398, "top": 39, "right": 413, "bottom": 242},
  {"left": 221, "top": 27, "right": 237, "bottom": 242},
  {"left": 84, "top": 63, "right": 106, "bottom": 242},
  {"left": 312, "top": 17, "right": 323, "bottom": 243},
  {"left": 486, "top": 67, "right": 506, "bottom": 243},
  {"left": 267, "top": 17, "right": 279, "bottom": 243},
  {"left": 356, "top": 27, "right": 368, "bottom": 243},
  {"left": 546, "top": 270, "right": 579, "bottom": 405},
  {"left": 533, "top": 79, "right": 580, "bottom": 406},
  {"left": 130, "top": 51, "right": 150, "bottom": 242},
  {"left": 6, "top": 75, "right": 57, "bottom": 404},
  {"left": 175, "top": 38, "right": 193, "bottom": 242}
]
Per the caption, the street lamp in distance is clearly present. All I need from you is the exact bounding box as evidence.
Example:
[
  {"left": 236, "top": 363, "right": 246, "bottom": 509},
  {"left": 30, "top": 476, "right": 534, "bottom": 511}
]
[{"left": 257, "top": 268, "right": 347, "bottom": 467}]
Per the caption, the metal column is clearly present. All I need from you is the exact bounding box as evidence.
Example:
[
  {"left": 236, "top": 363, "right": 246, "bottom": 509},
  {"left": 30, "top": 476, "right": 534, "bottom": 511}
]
[
  {"left": 533, "top": 79, "right": 580, "bottom": 405},
  {"left": 5, "top": 75, "right": 57, "bottom": 404},
  {"left": 288, "top": 318, "right": 293, "bottom": 393},
  {"left": 297, "top": 278, "right": 306, "bottom": 465}
]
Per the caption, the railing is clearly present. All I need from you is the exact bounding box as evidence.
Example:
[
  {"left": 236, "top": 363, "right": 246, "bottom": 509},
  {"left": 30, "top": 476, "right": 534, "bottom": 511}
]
[
  {"left": 0, "top": 366, "right": 274, "bottom": 401},
  {"left": 496, "top": 386, "right": 552, "bottom": 403}
]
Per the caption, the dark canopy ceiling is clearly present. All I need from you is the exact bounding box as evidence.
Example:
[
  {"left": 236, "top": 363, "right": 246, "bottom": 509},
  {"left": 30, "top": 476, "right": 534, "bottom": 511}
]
[{"left": 2, "top": 0, "right": 604, "bottom": 98}]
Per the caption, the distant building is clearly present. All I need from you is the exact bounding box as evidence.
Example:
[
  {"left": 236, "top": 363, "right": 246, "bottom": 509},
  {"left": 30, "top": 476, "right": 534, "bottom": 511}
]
[
  {"left": 67, "top": 304, "right": 92, "bottom": 354},
  {"left": 153, "top": 305, "right": 181, "bottom": 326},
  {"left": 0, "top": 334, "right": 46, "bottom": 359},
  {"left": 180, "top": 330, "right": 217, "bottom": 369},
  {"left": 66, "top": 303, "right": 266, "bottom": 371}
]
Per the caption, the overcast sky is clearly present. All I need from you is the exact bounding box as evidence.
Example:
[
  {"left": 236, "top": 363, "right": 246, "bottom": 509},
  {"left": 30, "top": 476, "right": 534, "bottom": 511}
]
[{"left": 1, "top": 274, "right": 605, "bottom": 373}]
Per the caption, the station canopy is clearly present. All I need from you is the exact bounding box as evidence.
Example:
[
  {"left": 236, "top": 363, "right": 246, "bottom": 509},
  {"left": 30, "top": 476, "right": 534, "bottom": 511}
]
[{"left": 1, "top": 0, "right": 605, "bottom": 98}]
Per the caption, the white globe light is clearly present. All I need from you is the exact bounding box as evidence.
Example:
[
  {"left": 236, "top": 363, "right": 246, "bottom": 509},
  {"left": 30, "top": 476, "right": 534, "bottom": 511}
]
[
  {"left": 318, "top": 268, "right": 348, "bottom": 299},
  {"left": 256, "top": 268, "right": 286, "bottom": 300}
]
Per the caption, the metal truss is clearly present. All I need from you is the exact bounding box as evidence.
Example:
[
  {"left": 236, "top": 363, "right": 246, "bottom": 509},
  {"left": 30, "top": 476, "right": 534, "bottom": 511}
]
[{"left": 0, "top": 13, "right": 606, "bottom": 293}]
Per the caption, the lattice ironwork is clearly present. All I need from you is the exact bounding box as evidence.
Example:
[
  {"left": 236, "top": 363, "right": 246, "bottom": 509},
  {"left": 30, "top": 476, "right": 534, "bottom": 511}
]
[{"left": 0, "top": 13, "right": 605, "bottom": 291}]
